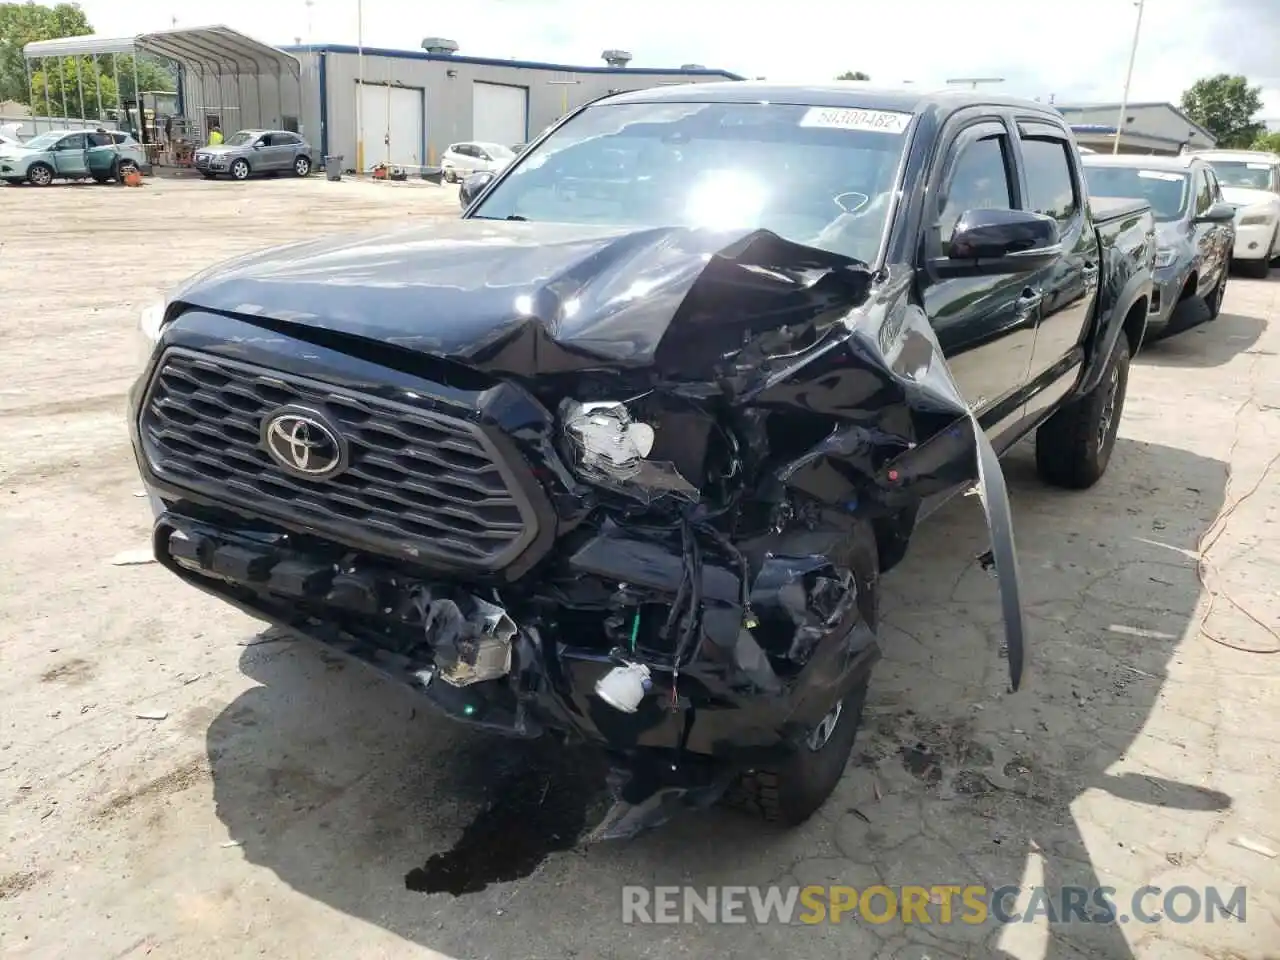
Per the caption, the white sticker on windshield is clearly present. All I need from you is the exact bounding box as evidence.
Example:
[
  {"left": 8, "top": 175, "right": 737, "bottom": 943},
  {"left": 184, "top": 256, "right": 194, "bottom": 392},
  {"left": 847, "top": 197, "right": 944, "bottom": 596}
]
[
  {"left": 1137, "top": 170, "right": 1183, "bottom": 181},
  {"left": 799, "top": 107, "right": 911, "bottom": 134},
  {"left": 1247, "top": 162, "right": 1272, "bottom": 169}
]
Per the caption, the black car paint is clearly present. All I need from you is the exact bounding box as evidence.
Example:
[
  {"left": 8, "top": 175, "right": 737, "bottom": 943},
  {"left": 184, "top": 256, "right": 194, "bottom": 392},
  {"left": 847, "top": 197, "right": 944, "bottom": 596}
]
[{"left": 129, "top": 85, "right": 1154, "bottom": 836}]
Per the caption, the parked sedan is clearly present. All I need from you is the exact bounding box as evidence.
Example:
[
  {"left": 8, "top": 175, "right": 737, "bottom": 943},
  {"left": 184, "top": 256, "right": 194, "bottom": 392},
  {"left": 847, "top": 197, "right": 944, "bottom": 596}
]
[
  {"left": 0, "top": 128, "right": 149, "bottom": 186},
  {"left": 440, "top": 141, "right": 515, "bottom": 182},
  {"left": 193, "top": 130, "right": 313, "bottom": 181},
  {"left": 1084, "top": 153, "right": 1235, "bottom": 340}
]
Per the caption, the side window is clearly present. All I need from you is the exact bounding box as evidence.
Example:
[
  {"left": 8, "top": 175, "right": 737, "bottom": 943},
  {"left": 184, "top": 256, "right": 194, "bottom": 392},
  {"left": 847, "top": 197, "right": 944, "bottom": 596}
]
[
  {"left": 257, "top": 134, "right": 274, "bottom": 147},
  {"left": 1019, "top": 137, "right": 1077, "bottom": 220},
  {"left": 1193, "top": 171, "right": 1213, "bottom": 215},
  {"left": 938, "top": 132, "right": 1015, "bottom": 252},
  {"left": 87, "top": 132, "right": 112, "bottom": 148},
  {"left": 1206, "top": 169, "right": 1223, "bottom": 202},
  {"left": 283, "top": 133, "right": 303, "bottom": 145},
  {"left": 58, "top": 132, "right": 87, "bottom": 151}
]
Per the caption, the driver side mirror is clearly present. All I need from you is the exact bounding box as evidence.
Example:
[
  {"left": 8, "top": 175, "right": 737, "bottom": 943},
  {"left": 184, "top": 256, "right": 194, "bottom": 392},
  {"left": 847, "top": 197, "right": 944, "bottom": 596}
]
[
  {"left": 931, "top": 208, "right": 1061, "bottom": 278},
  {"left": 1195, "top": 201, "right": 1235, "bottom": 224},
  {"left": 459, "top": 171, "right": 495, "bottom": 208}
]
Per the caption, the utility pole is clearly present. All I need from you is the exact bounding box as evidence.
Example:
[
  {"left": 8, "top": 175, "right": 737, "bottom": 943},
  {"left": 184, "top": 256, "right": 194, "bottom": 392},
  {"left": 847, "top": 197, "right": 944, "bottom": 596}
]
[
  {"left": 355, "top": 0, "right": 365, "bottom": 174},
  {"left": 1114, "top": 0, "right": 1146, "bottom": 154}
]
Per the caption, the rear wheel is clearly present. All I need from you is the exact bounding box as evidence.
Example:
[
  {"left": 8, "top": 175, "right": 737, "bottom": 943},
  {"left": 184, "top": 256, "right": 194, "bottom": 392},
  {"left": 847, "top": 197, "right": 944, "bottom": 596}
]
[
  {"left": 27, "top": 163, "right": 53, "bottom": 186},
  {"left": 294, "top": 155, "right": 311, "bottom": 177},
  {"left": 230, "top": 158, "right": 250, "bottom": 181},
  {"left": 1035, "top": 336, "right": 1130, "bottom": 489}
]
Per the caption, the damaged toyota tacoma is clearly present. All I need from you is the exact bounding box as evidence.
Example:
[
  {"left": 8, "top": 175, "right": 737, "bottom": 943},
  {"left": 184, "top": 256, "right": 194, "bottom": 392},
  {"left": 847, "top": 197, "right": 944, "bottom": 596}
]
[{"left": 129, "top": 86, "right": 1155, "bottom": 837}]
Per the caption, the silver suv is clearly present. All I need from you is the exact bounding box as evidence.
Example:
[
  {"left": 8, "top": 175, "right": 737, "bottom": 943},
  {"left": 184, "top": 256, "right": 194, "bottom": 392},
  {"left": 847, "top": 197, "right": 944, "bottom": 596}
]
[{"left": 194, "top": 130, "right": 313, "bottom": 181}]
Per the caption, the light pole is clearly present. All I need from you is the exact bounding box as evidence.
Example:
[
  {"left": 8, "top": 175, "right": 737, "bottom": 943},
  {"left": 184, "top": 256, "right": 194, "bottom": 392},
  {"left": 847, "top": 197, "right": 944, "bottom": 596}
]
[
  {"left": 355, "top": 0, "right": 365, "bottom": 174},
  {"left": 945, "top": 77, "right": 1005, "bottom": 91},
  {"left": 1114, "top": 0, "right": 1146, "bottom": 154}
]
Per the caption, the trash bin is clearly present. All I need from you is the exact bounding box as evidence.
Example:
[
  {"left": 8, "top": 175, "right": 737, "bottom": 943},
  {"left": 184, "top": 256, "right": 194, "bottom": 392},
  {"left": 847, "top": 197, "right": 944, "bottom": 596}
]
[{"left": 324, "top": 156, "right": 343, "bottom": 181}]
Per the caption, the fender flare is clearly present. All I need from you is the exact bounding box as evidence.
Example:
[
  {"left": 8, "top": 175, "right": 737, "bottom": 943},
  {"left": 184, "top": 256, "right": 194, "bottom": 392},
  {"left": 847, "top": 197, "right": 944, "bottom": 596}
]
[{"left": 1074, "top": 270, "right": 1151, "bottom": 399}]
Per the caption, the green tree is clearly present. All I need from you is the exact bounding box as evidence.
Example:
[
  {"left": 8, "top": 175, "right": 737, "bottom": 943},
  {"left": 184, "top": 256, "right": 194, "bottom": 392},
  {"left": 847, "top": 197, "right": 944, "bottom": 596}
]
[
  {"left": 2, "top": 2, "right": 173, "bottom": 118},
  {"left": 1181, "top": 74, "right": 1265, "bottom": 149},
  {"left": 836, "top": 70, "right": 871, "bottom": 81},
  {"left": 0, "top": 1, "right": 91, "bottom": 104},
  {"left": 1251, "top": 130, "right": 1280, "bottom": 154}
]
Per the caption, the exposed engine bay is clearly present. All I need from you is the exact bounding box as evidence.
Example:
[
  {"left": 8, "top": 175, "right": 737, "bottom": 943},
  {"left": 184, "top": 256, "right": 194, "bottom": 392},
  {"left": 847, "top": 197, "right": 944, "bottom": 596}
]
[{"left": 132, "top": 221, "right": 1026, "bottom": 837}]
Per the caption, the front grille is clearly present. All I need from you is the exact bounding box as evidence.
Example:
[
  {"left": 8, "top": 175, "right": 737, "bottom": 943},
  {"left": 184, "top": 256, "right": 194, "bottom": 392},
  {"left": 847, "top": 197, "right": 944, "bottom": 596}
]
[{"left": 140, "top": 349, "right": 539, "bottom": 571}]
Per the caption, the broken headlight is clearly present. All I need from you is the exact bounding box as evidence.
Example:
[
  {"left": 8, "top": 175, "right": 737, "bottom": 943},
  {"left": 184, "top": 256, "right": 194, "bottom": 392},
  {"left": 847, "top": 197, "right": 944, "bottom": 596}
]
[{"left": 561, "top": 399, "right": 699, "bottom": 503}]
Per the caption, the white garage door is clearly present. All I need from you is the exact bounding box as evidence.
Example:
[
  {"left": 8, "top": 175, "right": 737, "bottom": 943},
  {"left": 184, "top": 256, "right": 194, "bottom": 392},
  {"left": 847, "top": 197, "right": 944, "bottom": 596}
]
[
  {"left": 357, "top": 83, "right": 424, "bottom": 171},
  {"left": 472, "top": 82, "right": 528, "bottom": 148}
]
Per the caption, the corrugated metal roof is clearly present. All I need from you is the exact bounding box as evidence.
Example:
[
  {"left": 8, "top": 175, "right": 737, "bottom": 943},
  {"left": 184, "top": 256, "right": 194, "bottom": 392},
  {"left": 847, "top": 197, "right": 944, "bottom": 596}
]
[
  {"left": 24, "top": 25, "right": 298, "bottom": 77},
  {"left": 282, "top": 43, "right": 743, "bottom": 80}
]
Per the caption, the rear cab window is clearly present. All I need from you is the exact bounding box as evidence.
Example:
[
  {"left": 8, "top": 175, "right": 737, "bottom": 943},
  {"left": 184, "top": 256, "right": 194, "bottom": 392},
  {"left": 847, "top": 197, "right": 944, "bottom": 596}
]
[{"left": 1018, "top": 134, "right": 1078, "bottom": 221}]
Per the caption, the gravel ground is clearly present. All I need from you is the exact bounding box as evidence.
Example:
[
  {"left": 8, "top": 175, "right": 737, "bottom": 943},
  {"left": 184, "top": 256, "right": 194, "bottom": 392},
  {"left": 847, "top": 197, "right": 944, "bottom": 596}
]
[{"left": 1, "top": 174, "right": 1278, "bottom": 960}]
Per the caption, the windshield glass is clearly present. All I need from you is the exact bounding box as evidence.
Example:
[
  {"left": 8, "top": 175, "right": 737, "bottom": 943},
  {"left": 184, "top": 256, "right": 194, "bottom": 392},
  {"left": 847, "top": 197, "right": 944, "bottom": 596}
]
[
  {"left": 470, "top": 101, "right": 913, "bottom": 265},
  {"left": 1083, "top": 166, "right": 1189, "bottom": 221},
  {"left": 20, "top": 132, "right": 62, "bottom": 151},
  {"left": 225, "top": 131, "right": 255, "bottom": 147},
  {"left": 1207, "top": 160, "right": 1278, "bottom": 190},
  {"left": 485, "top": 144, "right": 515, "bottom": 159}
]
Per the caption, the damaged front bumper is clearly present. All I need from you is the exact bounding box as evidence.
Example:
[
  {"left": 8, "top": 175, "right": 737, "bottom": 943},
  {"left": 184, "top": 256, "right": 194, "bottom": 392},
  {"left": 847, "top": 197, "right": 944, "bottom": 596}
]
[{"left": 153, "top": 510, "right": 881, "bottom": 756}]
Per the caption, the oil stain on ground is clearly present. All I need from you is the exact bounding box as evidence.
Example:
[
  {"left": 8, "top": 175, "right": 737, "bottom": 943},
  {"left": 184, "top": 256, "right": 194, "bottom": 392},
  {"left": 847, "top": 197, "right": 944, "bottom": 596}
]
[{"left": 405, "top": 742, "right": 609, "bottom": 896}]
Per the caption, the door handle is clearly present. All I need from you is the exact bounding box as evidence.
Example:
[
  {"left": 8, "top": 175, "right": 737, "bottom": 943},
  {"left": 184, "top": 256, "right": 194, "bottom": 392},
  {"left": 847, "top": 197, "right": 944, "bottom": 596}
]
[{"left": 1014, "top": 289, "right": 1043, "bottom": 316}]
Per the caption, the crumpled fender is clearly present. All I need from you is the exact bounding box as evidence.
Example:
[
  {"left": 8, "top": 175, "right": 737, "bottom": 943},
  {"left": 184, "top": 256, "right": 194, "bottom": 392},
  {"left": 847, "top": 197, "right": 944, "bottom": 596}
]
[{"left": 1075, "top": 266, "right": 1150, "bottom": 398}]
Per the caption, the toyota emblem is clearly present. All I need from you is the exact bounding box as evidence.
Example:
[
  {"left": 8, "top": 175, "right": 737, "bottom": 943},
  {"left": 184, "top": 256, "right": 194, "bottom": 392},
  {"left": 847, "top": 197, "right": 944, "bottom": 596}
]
[{"left": 260, "top": 407, "right": 347, "bottom": 479}]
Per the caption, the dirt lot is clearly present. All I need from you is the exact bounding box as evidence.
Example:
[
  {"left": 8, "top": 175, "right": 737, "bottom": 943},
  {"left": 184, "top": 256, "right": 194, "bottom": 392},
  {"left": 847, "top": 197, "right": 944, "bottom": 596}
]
[{"left": 1, "top": 175, "right": 1278, "bottom": 960}]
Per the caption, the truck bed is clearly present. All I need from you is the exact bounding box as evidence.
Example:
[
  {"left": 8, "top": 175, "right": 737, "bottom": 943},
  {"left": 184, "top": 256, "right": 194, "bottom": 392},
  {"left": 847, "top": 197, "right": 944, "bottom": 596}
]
[{"left": 1089, "top": 196, "right": 1151, "bottom": 225}]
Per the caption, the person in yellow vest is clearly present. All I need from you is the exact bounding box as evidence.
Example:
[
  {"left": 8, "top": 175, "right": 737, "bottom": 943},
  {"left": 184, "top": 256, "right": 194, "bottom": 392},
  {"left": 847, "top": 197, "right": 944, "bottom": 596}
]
[{"left": 208, "top": 122, "right": 224, "bottom": 146}]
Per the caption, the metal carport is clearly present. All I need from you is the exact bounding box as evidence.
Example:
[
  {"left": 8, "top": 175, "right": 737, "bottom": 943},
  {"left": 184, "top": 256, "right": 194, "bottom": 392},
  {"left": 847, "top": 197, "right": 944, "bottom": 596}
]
[{"left": 22, "top": 25, "right": 301, "bottom": 146}]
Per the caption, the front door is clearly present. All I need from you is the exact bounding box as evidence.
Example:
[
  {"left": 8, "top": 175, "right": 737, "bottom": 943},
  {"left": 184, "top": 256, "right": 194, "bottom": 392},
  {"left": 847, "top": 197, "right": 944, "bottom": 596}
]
[
  {"left": 920, "top": 117, "right": 1039, "bottom": 449},
  {"left": 52, "top": 131, "right": 88, "bottom": 178}
]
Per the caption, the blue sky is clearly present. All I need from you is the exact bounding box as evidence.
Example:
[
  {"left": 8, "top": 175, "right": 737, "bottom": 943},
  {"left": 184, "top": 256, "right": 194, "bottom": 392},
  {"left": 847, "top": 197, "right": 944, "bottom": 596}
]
[{"left": 73, "top": 0, "right": 1280, "bottom": 118}]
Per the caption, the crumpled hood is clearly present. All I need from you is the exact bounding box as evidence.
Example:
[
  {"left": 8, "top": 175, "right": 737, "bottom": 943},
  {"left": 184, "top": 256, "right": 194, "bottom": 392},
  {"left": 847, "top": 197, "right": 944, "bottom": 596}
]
[
  {"left": 171, "top": 219, "right": 877, "bottom": 379},
  {"left": 1219, "top": 185, "right": 1280, "bottom": 210}
]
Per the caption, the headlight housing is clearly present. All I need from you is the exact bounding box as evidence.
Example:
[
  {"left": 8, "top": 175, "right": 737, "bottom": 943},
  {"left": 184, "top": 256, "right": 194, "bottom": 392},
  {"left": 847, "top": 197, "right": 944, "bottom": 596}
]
[
  {"left": 1153, "top": 247, "right": 1177, "bottom": 269},
  {"left": 135, "top": 298, "right": 167, "bottom": 369},
  {"left": 560, "top": 398, "right": 698, "bottom": 504}
]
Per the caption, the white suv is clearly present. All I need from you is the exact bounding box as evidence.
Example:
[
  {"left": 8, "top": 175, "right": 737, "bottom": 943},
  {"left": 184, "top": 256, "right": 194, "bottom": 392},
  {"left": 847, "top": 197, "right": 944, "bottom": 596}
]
[
  {"left": 1193, "top": 149, "right": 1280, "bottom": 277},
  {"left": 441, "top": 141, "right": 515, "bottom": 183}
]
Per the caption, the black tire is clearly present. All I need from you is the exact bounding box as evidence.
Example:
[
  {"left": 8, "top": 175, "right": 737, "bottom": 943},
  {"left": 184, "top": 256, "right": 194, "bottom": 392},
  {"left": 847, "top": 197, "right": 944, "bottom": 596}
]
[
  {"left": 293, "top": 155, "right": 311, "bottom": 177},
  {"left": 1206, "top": 272, "right": 1227, "bottom": 319},
  {"left": 726, "top": 679, "right": 871, "bottom": 825},
  {"left": 722, "top": 519, "right": 879, "bottom": 825},
  {"left": 1035, "top": 336, "right": 1130, "bottom": 489},
  {"left": 1240, "top": 255, "right": 1270, "bottom": 279},
  {"left": 92, "top": 176, "right": 110, "bottom": 184},
  {"left": 230, "top": 158, "right": 250, "bottom": 181},
  {"left": 444, "top": 168, "right": 456, "bottom": 183},
  {"left": 27, "top": 162, "right": 53, "bottom": 186},
  {"left": 201, "top": 172, "right": 218, "bottom": 180}
]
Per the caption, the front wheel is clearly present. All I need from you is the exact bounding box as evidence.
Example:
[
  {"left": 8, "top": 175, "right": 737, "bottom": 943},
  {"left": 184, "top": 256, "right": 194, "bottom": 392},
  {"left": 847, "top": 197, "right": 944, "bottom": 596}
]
[
  {"left": 1206, "top": 272, "right": 1227, "bottom": 319},
  {"left": 293, "top": 155, "right": 311, "bottom": 177},
  {"left": 1035, "top": 336, "right": 1130, "bottom": 489},
  {"left": 27, "top": 163, "right": 53, "bottom": 186},
  {"left": 1240, "top": 255, "right": 1271, "bottom": 279},
  {"left": 724, "top": 679, "right": 870, "bottom": 825},
  {"left": 230, "top": 158, "right": 250, "bottom": 181}
]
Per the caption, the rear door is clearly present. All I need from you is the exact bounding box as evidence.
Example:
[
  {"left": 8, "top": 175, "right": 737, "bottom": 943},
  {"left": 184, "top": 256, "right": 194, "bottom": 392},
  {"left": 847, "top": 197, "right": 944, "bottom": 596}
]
[
  {"left": 920, "top": 115, "right": 1038, "bottom": 445},
  {"left": 257, "top": 133, "right": 286, "bottom": 171},
  {"left": 1013, "top": 122, "right": 1098, "bottom": 405},
  {"left": 52, "top": 132, "right": 88, "bottom": 178}
]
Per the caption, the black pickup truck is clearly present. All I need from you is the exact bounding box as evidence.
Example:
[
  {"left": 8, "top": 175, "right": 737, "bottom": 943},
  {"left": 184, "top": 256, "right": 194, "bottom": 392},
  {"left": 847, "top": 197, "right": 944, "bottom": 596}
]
[{"left": 130, "top": 85, "right": 1154, "bottom": 837}]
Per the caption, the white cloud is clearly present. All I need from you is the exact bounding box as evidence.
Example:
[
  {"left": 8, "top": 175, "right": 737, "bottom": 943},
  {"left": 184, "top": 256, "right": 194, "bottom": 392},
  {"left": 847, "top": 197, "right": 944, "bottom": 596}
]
[{"left": 74, "top": 0, "right": 1280, "bottom": 114}]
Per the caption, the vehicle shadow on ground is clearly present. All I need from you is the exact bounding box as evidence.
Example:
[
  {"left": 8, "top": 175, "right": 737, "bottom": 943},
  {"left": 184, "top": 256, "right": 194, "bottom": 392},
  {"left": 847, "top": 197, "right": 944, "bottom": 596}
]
[
  {"left": 1137, "top": 308, "right": 1268, "bottom": 369},
  {"left": 206, "top": 436, "right": 1229, "bottom": 960}
]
